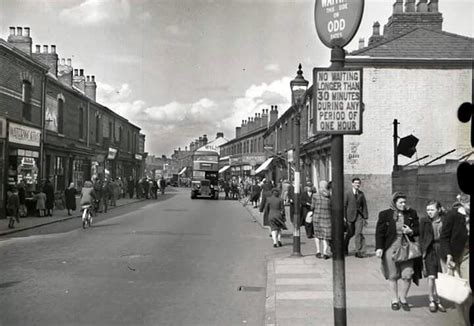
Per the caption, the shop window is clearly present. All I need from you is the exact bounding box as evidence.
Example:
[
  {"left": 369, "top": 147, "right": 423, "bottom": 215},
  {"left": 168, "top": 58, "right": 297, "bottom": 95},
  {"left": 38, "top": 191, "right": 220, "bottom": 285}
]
[
  {"left": 54, "top": 156, "right": 65, "bottom": 191},
  {"left": 22, "top": 80, "right": 32, "bottom": 121},
  {"left": 79, "top": 107, "right": 84, "bottom": 139},
  {"left": 57, "top": 99, "right": 64, "bottom": 134}
]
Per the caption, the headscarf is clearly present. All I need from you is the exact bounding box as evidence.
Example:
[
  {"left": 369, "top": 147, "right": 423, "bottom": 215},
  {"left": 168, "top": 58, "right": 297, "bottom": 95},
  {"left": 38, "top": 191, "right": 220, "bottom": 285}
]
[
  {"left": 68, "top": 182, "right": 75, "bottom": 189},
  {"left": 318, "top": 180, "right": 329, "bottom": 197},
  {"left": 389, "top": 192, "right": 407, "bottom": 211}
]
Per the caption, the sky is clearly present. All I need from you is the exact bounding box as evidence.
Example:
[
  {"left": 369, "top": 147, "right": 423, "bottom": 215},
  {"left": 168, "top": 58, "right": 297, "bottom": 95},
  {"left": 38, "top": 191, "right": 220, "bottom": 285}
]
[{"left": 0, "top": 0, "right": 473, "bottom": 156}]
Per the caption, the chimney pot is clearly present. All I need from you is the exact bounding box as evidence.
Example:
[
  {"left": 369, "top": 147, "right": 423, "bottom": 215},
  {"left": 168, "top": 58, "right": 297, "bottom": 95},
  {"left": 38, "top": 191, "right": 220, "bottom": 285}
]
[
  {"left": 17, "top": 27, "right": 22, "bottom": 35},
  {"left": 358, "top": 37, "right": 365, "bottom": 49},
  {"left": 405, "top": 0, "right": 415, "bottom": 12},
  {"left": 51, "top": 45, "right": 56, "bottom": 53},
  {"left": 372, "top": 21, "right": 380, "bottom": 36},
  {"left": 79, "top": 69, "right": 84, "bottom": 76},
  {"left": 87, "top": 76, "right": 90, "bottom": 82},
  {"left": 417, "top": 0, "right": 428, "bottom": 13},
  {"left": 393, "top": 0, "right": 403, "bottom": 14},
  {"left": 43, "top": 45, "right": 48, "bottom": 53},
  {"left": 61, "top": 58, "right": 65, "bottom": 65},
  {"left": 67, "top": 58, "right": 72, "bottom": 66},
  {"left": 74, "top": 69, "right": 78, "bottom": 76},
  {"left": 9, "top": 27, "right": 15, "bottom": 36},
  {"left": 35, "top": 45, "right": 41, "bottom": 53},
  {"left": 428, "top": 0, "right": 438, "bottom": 12},
  {"left": 91, "top": 75, "right": 95, "bottom": 82},
  {"left": 24, "top": 27, "right": 30, "bottom": 36}
]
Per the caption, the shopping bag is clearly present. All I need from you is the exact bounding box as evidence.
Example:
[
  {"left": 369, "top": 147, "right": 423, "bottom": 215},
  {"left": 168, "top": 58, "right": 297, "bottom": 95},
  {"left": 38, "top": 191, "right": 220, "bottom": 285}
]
[
  {"left": 392, "top": 234, "right": 422, "bottom": 263},
  {"left": 305, "top": 211, "right": 313, "bottom": 223},
  {"left": 436, "top": 271, "right": 471, "bottom": 304}
]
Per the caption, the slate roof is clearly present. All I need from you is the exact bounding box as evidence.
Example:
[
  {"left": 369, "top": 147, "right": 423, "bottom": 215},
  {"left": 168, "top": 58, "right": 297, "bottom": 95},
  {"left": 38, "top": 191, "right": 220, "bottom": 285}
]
[{"left": 350, "top": 28, "right": 473, "bottom": 59}]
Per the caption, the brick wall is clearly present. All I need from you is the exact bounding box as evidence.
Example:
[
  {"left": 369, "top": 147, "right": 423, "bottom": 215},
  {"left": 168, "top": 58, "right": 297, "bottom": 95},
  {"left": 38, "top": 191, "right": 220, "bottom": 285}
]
[{"left": 344, "top": 67, "right": 471, "bottom": 177}]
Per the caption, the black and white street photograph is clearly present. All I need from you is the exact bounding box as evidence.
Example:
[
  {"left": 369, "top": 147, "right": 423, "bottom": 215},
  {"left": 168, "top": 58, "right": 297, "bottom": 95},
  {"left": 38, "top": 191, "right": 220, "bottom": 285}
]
[{"left": 0, "top": 0, "right": 472, "bottom": 325}]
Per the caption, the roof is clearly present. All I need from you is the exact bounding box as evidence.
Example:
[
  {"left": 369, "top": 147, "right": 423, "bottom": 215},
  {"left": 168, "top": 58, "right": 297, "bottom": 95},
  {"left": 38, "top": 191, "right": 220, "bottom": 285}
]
[
  {"left": 350, "top": 28, "right": 473, "bottom": 59},
  {"left": 221, "top": 125, "right": 267, "bottom": 147},
  {"left": 0, "top": 38, "right": 50, "bottom": 71}
]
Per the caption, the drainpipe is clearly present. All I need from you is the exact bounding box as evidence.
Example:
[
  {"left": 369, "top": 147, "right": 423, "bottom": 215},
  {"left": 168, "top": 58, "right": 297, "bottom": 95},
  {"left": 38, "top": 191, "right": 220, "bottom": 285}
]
[{"left": 40, "top": 74, "right": 46, "bottom": 180}]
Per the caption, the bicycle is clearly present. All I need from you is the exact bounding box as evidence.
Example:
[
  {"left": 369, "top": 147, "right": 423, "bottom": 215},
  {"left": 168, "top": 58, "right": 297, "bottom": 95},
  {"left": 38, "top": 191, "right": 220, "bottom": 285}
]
[{"left": 81, "top": 204, "right": 93, "bottom": 229}]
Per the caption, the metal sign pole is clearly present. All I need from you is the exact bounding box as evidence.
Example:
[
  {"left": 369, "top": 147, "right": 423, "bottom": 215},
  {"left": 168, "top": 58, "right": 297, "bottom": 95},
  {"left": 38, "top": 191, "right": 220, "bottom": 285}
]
[{"left": 330, "top": 46, "right": 347, "bottom": 326}]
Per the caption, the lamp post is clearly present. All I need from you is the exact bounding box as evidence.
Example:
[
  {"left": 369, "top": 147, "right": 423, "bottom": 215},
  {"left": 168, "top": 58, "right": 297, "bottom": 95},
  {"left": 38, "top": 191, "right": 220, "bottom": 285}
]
[{"left": 290, "top": 64, "right": 308, "bottom": 257}]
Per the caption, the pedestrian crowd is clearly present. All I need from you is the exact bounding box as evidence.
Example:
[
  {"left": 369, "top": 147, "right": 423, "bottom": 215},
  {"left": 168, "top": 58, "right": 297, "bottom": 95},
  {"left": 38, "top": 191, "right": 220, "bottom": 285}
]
[
  {"left": 237, "top": 175, "right": 471, "bottom": 322},
  {"left": 5, "top": 175, "right": 169, "bottom": 228}
]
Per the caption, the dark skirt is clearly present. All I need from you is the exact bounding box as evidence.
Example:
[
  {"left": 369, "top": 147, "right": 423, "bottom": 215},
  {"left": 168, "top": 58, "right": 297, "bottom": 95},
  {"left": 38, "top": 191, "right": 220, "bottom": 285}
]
[{"left": 269, "top": 216, "right": 287, "bottom": 231}]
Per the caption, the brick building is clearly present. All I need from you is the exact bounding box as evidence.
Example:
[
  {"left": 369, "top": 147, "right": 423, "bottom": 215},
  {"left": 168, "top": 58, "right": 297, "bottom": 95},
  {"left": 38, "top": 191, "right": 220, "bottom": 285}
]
[
  {"left": 219, "top": 108, "right": 277, "bottom": 178},
  {"left": 0, "top": 26, "right": 145, "bottom": 215},
  {"left": 263, "top": 0, "right": 472, "bottom": 221}
]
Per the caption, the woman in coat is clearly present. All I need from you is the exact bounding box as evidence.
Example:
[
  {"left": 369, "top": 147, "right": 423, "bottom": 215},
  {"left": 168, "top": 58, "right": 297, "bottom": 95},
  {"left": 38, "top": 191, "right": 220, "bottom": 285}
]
[
  {"left": 35, "top": 189, "right": 46, "bottom": 217},
  {"left": 259, "top": 180, "right": 274, "bottom": 235},
  {"left": 312, "top": 181, "right": 332, "bottom": 259},
  {"left": 419, "top": 200, "right": 446, "bottom": 313},
  {"left": 265, "top": 188, "right": 287, "bottom": 247},
  {"left": 64, "top": 182, "right": 77, "bottom": 216},
  {"left": 375, "top": 192, "right": 422, "bottom": 311},
  {"left": 439, "top": 194, "right": 470, "bottom": 326},
  {"left": 43, "top": 179, "right": 55, "bottom": 216},
  {"left": 301, "top": 185, "right": 315, "bottom": 239}
]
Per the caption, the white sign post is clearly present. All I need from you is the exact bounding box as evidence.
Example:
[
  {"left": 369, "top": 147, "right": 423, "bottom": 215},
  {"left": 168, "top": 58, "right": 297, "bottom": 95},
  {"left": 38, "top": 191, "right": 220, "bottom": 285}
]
[{"left": 314, "top": 68, "right": 363, "bottom": 135}]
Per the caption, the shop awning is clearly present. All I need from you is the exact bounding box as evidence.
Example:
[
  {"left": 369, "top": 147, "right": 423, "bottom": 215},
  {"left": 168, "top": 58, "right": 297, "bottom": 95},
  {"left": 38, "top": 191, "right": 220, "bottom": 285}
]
[
  {"left": 178, "top": 167, "right": 187, "bottom": 175},
  {"left": 218, "top": 165, "right": 230, "bottom": 174},
  {"left": 254, "top": 157, "right": 273, "bottom": 174}
]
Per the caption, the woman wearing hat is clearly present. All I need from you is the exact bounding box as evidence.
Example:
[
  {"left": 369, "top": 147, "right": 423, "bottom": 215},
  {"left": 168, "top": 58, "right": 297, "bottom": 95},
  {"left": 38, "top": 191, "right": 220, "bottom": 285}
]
[
  {"left": 264, "top": 188, "right": 287, "bottom": 247},
  {"left": 375, "top": 192, "right": 422, "bottom": 311}
]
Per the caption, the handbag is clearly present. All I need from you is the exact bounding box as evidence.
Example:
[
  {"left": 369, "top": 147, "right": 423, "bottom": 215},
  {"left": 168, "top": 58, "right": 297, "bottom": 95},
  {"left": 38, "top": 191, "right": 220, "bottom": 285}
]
[
  {"left": 392, "top": 234, "right": 422, "bottom": 263},
  {"left": 436, "top": 270, "right": 471, "bottom": 304},
  {"left": 305, "top": 211, "right": 313, "bottom": 223}
]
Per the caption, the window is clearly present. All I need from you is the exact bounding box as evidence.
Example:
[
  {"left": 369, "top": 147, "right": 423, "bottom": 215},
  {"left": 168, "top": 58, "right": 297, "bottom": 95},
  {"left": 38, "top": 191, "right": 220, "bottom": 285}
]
[
  {"left": 57, "top": 99, "right": 64, "bottom": 134},
  {"left": 95, "top": 114, "right": 100, "bottom": 143},
  {"left": 79, "top": 107, "right": 84, "bottom": 139},
  {"left": 307, "top": 99, "right": 314, "bottom": 137},
  {"left": 22, "top": 81, "right": 32, "bottom": 121}
]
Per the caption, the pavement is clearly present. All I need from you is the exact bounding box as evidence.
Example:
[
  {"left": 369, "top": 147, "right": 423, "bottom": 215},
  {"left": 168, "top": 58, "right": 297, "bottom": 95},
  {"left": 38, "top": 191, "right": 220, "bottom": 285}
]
[
  {"left": 239, "top": 199, "right": 463, "bottom": 326},
  {"left": 0, "top": 195, "right": 149, "bottom": 236}
]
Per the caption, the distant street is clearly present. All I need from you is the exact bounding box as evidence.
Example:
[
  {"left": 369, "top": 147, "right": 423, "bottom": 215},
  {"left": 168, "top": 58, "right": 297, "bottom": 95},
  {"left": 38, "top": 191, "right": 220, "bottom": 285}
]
[{"left": 0, "top": 189, "right": 274, "bottom": 325}]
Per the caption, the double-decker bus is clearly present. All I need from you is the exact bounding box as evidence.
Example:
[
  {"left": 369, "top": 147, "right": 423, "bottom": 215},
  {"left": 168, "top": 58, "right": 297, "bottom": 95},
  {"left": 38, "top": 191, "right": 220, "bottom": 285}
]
[
  {"left": 190, "top": 134, "right": 228, "bottom": 199},
  {"left": 191, "top": 151, "right": 219, "bottom": 199}
]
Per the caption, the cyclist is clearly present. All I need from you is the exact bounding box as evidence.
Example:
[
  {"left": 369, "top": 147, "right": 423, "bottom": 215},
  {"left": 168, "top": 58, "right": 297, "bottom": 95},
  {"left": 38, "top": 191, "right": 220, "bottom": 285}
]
[{"left": 80, "top": 181, "right": 96, "bottom": 225}]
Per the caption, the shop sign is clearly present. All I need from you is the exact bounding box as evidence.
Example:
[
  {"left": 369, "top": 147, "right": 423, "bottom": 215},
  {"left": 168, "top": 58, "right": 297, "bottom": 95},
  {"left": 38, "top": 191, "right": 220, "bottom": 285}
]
[
  {"left": 21, "top": 157, "right": 35, "bottom": 166},
  {"left": 242, "top": 155, "right": 266, "bottom": 165},
  {"left": 314, "top": 68, "right": 363, "bottom": 135},
  {"left": 8, "top": 122, "right": 41, "bottom": 147},
  {"left": 314, "top": 0, "right": 364, "bottom": 48},
  {"left": 288, "top": 150, "right": 294, "bottom": 163},
  {"left": 135, "top": 154, "right": 142, "bottom": 160},
  {"left": 0, "top": 117, "right": 6, "bottom": 138},
  {"left": 107, "top": 147, "right": 118, "bottom": 160}
]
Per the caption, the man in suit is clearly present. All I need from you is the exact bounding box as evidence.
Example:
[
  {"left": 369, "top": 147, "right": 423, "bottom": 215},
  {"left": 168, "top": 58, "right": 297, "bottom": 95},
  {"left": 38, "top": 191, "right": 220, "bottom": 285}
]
[{"left": 344, "top": 177, "right": 369, "bottom": 258}]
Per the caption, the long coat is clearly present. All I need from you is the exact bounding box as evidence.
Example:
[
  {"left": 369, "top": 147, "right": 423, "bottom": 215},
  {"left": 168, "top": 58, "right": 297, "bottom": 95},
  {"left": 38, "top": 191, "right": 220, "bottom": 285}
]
[
  {"left": 375, "top": 208, "right": 423, "bottom": 285},
  {"left": 300, "top": 191, "right": 313, "bottom": 225},
  {"left": 439, "top": 207, "right": 468, "bottom": 263},
  {"left": 265, "top": 195, "right": 287, "bottom": 231},
  {"left": 259, "top": 190, "right": 272, "bottom": 226},
  {"left": 43, "top": 182, "right": 55, "bottom": 209},
  {"left": 64, "top": 188, "right": 77, "bottom": 210}
]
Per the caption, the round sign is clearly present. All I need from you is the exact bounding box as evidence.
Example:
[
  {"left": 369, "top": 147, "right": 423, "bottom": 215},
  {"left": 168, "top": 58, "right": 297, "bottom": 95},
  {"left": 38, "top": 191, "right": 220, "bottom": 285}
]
[{"left": 314, "top": 0, "right": 364, "bottom": 49}]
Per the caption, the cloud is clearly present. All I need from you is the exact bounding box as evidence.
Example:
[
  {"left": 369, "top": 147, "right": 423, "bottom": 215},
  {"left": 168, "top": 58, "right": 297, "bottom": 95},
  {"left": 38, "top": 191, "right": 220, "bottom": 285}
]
[
  {"left": 166, "top": 25, "right": 184, "bottom": 36},
  {"left": 59, "top": 0, "right": 131, "bottom": 26},
  {"left": 97, "top": 54, "right": 142, "bottom": 65},
  {"left": 137, "top": 11, "right": 152, "bottom": 22},
  {"left": 96, "top": 77, "right": 291, "bottom": 155},
  {"left": 264, "top": 64, "right": 281, "bottom": 73}
]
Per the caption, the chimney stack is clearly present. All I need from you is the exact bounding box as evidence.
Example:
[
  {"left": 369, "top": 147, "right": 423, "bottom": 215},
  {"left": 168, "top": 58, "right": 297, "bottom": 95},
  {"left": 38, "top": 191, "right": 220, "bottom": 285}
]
[
  {"left": 269, "top": 105, "right": 278, "bottom": 125},
  {"left": 358, "top": 38, "right": 365, "bottom": 49},
  {"left": 31, "top": 43, "right": 58, "bottom": 76},
  {"left": 85, "top": 74, "right": 97, "bottom": 101},
  {"left": 73, "top": 68, "right": 86, "bottom": 92},
  {"left": 216, "top": 132, "right": 224, "bottom": 138},
  {"left": 261, "top": 109, "right": 269, "bottom": 128},
  {"left": 369, "top": 22, "right": 384, "bottom": 46},
  {"left": 236, "top": 126, "right": 241, "bottom": 138},
  {"left": 202, "top": 134, "right": 208, "bottom": 145},
  {"left": 7, "top": 26, "right": 32, "bottom": 55}
]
